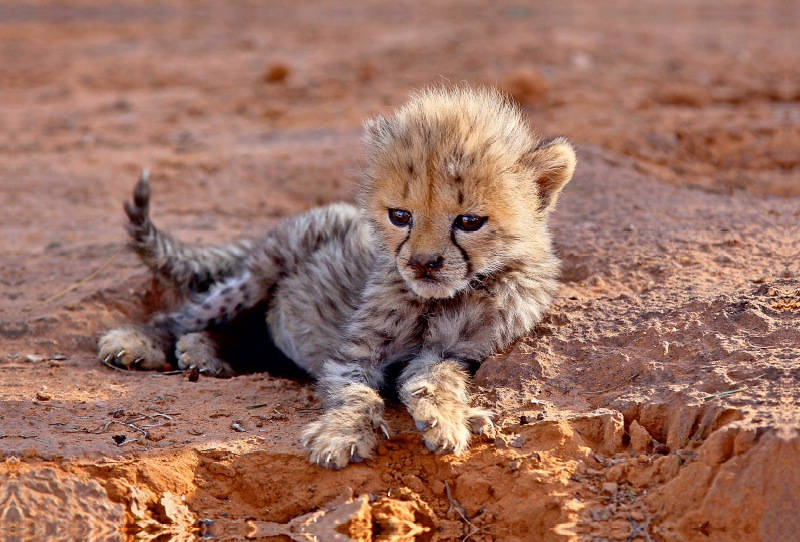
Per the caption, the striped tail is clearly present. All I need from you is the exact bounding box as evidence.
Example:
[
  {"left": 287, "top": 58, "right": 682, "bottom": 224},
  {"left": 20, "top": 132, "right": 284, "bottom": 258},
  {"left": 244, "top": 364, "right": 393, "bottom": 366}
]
[{"left": 124, "top": 170, "right": 253, "bottom": 294}]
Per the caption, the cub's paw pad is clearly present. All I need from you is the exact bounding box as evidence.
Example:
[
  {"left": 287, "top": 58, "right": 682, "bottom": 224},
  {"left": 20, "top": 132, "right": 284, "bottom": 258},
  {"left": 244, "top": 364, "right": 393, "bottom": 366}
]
[
  {"left": 404, "top": 385, "right": 496, "bottom": 455},
  {"left": 175, "top": 333, "right": 232, "bottom": 378},
  {"left": 406, "top": 390, "right": 472, "bottom": 454},
  {"left": 98, "top": 328, "right": 165, "bottom": 371},
  {"left": 302, "top": 409, "right": 388, "bottom": 470}
]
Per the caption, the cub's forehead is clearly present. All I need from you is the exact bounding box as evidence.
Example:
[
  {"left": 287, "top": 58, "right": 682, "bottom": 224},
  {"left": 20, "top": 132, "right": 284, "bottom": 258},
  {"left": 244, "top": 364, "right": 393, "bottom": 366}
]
[
  {"left": 368, "top": 130, "right": 526, "bottom": 211},
  {"left": 362, "top": 87, "right": 540, "bottom": 211}
]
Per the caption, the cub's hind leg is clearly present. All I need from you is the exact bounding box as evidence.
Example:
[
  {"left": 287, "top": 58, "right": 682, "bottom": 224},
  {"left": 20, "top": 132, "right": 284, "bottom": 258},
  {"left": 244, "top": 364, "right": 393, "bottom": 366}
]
[
  {"left": 98, "top": 325, "right": 170, "bottom": 371},
  {"left": 175, "top": 331, "right": 233, "bottom": 377},
  {"left": 99, "top": 272, "right": 257, "bottom": 373}
]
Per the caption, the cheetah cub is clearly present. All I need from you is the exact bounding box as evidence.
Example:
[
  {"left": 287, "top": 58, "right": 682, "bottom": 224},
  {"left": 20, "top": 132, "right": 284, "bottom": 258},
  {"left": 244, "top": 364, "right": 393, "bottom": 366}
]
[{"left": 98, "top": 86, "right": 576, "bottom": 469}]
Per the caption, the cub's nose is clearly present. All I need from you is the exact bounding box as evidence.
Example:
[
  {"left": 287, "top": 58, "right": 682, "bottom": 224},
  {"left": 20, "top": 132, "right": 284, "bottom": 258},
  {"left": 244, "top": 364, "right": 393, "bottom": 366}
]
[{"left": 409, "top": 254, "right": 444, "bottom": 278}]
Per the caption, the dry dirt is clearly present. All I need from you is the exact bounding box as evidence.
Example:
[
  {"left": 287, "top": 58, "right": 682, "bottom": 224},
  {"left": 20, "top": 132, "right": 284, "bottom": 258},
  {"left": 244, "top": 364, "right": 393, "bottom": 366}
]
[{"left": 1, "top": 1, "right": 799, "bottom": 541}]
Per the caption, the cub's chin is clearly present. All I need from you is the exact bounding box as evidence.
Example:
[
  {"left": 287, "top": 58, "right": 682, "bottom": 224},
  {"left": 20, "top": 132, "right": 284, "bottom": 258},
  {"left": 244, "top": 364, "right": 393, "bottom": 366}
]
[{"left": 405, "top": 276, "right": 461, "bottom": 300}]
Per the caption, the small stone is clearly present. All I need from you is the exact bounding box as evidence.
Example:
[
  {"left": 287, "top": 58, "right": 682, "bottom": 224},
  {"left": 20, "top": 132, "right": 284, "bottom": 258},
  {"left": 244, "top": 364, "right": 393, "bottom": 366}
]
[
  {"left": 629, "top": 510, "right": 645, "bottom": 522},
  {"left": 623, "top": 223, "right": 635, "bottom": 231},
  {"left": 22, "top": 446, "right": 40, "bottom": 459},
  {"left": 509, "top": 434, "right": 525, "bottom": 448},
  {"left": 591, "top": 508, "right": 612, "bottom": 521},
  {"left": 185, "top": 367, "right": 200, "bottom": 382},
  {"left": 26, "top": 354, "right": 44, "bottom": 362},
  {"left": 402, "top": 474, "right": 425, "bottom": 493},
  {"left": 264, "top": 63, "right": 290, "bottom": 83},
  {"left": 509, "top": 459, "right": 523, "bottom": 471},
  {"left": 147, "top": 428, "right": 168, "bottom": 442},
  {"left": 605, "top": 464, "right": 628, "bottom": 483},
  {"left": 629, "top": 420, "right": 652, "bottom": 452},
  {"left": 36, "top": 390, "right": 51, "bottom": 401},
  {"left": 209, "top": 462, "right": 236, "bottom": 478},
  {"left": 112, "top": 435, "right": 127, "bottom": 445},
  {"left": 430, "top": 480, "right": 446, "bottom": 496},
  {"left": 601, "top": 482, "right": 618, "bottom": 495}
]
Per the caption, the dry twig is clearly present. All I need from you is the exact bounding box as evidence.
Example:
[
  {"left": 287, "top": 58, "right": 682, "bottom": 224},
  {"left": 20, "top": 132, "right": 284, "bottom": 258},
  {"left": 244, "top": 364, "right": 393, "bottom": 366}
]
[{"left": 25, "top": 245, "right": 125, "bottom": 311}]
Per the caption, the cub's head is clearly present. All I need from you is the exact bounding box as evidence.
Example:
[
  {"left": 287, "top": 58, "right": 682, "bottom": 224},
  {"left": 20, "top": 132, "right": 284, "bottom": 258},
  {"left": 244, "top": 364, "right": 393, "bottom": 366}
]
[{"left": 360, "top": 86, "right": 576, "bottom": 299}]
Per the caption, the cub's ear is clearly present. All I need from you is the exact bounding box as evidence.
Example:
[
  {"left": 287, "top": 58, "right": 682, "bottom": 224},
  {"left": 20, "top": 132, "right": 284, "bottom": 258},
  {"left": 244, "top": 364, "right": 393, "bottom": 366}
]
[{"left": 524, "top": 137, "right": 577, "bottom": 214}]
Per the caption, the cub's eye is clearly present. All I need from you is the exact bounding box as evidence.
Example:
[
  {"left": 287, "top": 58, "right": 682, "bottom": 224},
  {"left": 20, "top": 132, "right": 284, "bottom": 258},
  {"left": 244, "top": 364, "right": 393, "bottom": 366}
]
[
  {"left": 389, "top": 209, "right": 412, "bottom": 227},
  {"left": 454, "top": 215, "right": 487, "bottom": 232}
]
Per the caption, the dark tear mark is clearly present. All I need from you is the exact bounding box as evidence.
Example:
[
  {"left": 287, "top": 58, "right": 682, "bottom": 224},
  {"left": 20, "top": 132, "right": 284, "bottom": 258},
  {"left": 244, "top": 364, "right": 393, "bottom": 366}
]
[
  {"left": 450, "top": 227, "right": 472, "bottom": 276},
  {"left": 395, "top": 230, "right": 411, "bottom": 257},
  {"left": 457, "top": 189, "right": 464, "bottom": 205}
]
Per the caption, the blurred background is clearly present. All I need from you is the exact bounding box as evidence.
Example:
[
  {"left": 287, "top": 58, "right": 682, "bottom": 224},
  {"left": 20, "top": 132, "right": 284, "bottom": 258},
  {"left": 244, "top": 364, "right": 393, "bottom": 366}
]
[{"left": 0, "top": 0, "right": 797, "bottom": 305}]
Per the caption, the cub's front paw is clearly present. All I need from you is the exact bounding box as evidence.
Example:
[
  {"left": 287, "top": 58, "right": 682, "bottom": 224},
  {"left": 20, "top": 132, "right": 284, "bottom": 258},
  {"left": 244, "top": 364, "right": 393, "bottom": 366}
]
[
  {"left": 302, "top": 407, "right": 390, "bottom": 470},
  {"left": 175, "top": 333, "right": 233, "bottom": 378},
  {"left": 98, "top": 327, "right": 166, "bottom": 371},
  {"left": 401, "top": 362, "right": 496, "bottom": 455}
]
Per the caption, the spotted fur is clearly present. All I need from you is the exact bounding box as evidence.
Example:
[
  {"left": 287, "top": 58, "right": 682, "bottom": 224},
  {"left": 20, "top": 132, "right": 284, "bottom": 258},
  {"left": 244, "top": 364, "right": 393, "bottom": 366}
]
[{"left": 98, "top": 86, "right": 577, "bottom": 469}]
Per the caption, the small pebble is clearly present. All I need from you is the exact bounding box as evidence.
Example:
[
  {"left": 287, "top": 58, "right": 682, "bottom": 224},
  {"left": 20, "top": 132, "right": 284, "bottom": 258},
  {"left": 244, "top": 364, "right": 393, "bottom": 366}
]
[
  {"left": 601, "top": 482, "right": 618, "bottom": 494},
  {"left": 185, "top": 367, "right": 200, "bottom": 382}
]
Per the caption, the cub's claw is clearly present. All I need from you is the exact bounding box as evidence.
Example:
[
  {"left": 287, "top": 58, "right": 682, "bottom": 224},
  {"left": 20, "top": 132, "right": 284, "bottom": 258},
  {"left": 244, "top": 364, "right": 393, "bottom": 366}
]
[
  {"left": 175, "top": 332, "right": 233, "bottom": 378},
  {"left": 302, "top": 403, "right": 388, "bottom": 469},
  {"left": 401, "top": 361, "right": 496, "bottom": 455},
  {"left": 98, "top": 328, "right": 166, "bottom": 371}
]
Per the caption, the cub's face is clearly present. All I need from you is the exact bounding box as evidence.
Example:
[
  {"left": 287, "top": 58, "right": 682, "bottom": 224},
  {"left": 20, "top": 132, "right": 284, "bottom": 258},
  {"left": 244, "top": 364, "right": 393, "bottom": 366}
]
[
  {"left": 380, "top": 185, "right": 511, "bottom": 299},
  {"left": 361, "top": 88, "right": 576, "bottom": 299}
]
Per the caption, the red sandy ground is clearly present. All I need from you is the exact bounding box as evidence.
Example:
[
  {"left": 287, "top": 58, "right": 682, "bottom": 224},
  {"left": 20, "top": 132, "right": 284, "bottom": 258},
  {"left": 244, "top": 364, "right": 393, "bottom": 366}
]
[{"left": 1, "top": 1, "right": 799, "bottom": 541}]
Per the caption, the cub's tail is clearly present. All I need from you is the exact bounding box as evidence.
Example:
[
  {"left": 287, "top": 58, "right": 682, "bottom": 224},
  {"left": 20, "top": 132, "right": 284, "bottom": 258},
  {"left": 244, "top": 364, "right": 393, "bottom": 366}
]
[{"left": 124, "top": 170, "right": 253, "bottom": 294}]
